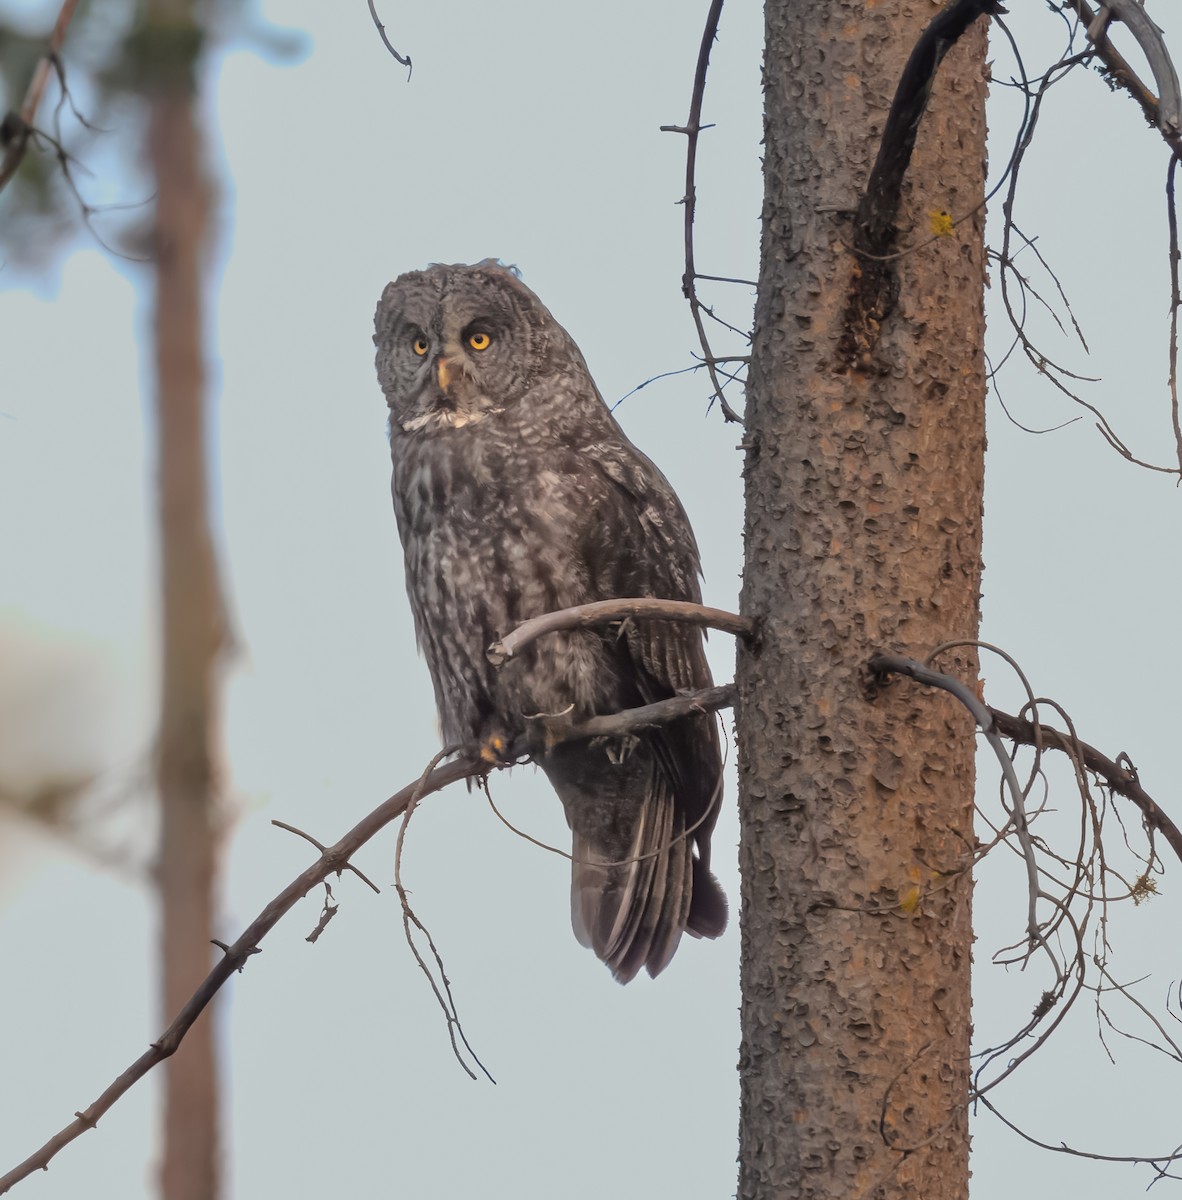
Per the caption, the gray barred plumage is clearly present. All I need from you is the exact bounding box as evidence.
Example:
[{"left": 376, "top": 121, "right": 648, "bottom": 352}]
[{"left": 373, "top": 261, "right": 726, "bottom": 982}]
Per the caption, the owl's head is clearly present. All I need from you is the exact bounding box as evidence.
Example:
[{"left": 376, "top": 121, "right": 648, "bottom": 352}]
[{"left": 374, "top": 261, "right": 576, "bottom": 435}]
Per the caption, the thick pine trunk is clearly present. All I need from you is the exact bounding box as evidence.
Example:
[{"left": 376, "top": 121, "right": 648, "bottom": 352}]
[{"left": 736, "top": 5, "right": 988, "bottom": 1198}]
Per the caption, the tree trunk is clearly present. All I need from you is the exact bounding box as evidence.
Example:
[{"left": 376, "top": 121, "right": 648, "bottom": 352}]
[
  {"left": 736, "top": 5, "right": 988, "bottom": 1198},
  {"left": 148, "top": 13, "right": 224, "bottom": 1199}
]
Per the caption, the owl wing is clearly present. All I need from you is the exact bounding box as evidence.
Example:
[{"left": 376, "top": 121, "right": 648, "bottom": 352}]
[
  {"left": 592, "top": 446, "right": 726, "bottom": 874},
  {"left": 543, "top": 440, "right": 726, "bottom": 981}
]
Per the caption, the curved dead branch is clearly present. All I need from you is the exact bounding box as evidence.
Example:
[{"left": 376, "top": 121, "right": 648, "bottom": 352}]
[
  {"left": 869, "top": 653, "right": 1056, "bottom": 971},
  {"left": 871, "top": 650, "right": 1179, "bottom": 869},
  {"left": 988, "top": 707, "right": 1182, "bottom": 867},
  {"left": 871, "top": 640, "right": 1180, "bottom": 1145},
  {"left": 1067, "top": 0, "right": 1182, "bottom": 154},
  {"left": 366, "top": 0, "right": 412, "bottom": 78},
  {"left": 487, "top": 598, "right": 755, "bottom": 666}
]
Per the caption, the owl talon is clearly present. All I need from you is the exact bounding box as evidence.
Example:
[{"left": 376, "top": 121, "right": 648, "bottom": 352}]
[
  {"left": 479, "top": 734, "right": 512, "bottom": 766},
  {"left": 603, "top": 735, "right": 639, "bottom": 766}
]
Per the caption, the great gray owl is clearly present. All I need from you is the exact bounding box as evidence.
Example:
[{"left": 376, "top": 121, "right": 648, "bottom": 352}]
[{"left": 373, "top": 261, "right": 726, "bottom": 982}]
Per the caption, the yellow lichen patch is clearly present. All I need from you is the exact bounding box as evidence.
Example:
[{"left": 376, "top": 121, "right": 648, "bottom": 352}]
[
  {"left": 928, "top": 210, "right": 955, "bottom": 238},
  {"left": 1131, "top": 873, "right": 1159, "bottom": 906},
  {"left": 898, "top": 864, "right": 941, "bottom": 915}
]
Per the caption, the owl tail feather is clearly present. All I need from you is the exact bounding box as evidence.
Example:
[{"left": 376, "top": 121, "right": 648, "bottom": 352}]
[
  {"left": 687, "top": 857, "right": 729, "bottom": 940},
  {"left": 567, "top": 777, "right": 723, "bottom": 983}
]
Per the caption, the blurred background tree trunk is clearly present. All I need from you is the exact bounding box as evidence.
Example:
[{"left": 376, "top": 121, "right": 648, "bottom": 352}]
[
  {"left": 736, "top": 5, "right": 988, "bottom": 1198},
  {"left": 146, "top": 5, "right": 225, "bottom": 1198}
]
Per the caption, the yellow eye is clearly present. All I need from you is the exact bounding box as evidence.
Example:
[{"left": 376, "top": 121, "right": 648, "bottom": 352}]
[
  {"left": 412, "top": 336, "right": 429, "bottom": 356},
  {"left": 468, "top": 332, "right": 491, "bottom": 352}
]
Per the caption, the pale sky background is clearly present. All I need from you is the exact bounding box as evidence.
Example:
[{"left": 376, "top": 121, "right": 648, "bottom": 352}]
[{"left": 1, "top": 2, "right": 1180, "bottom": 1197}]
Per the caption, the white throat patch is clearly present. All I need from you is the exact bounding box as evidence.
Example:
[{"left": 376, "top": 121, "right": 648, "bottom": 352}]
[{"left": 399, "top": 407, "right": 503, "bottom": 433}]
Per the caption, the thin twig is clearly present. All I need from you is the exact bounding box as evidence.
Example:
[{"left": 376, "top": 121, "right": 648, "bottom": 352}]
[
  {"left": 1065, "top": 0, "right": 1182, "bottom": 154},
  {"left": 1167, "top": 155, "right": 1182, "bottom": 473},
  {"left": 660, "top": 0, "right": 744, "bottom": 424},
  {"left": 366, "top": 0, "right": 412, "bottom": 78},
  {"left": 0, "top": 0, "right": 81, "bottom": 194},
  {"left": 0, "top": 752, "right": 476, "bottom": 1194},
  {"left": 988, "top": 29, "right": 1180, "bottom": 476},
  {"left": 976, "top": 1092, "right": 1182, "bottom": 1172},
  {"left": 392, "top": 746, "right": 495, "bottom": 1083},
  {"left": 987, "top": 708, "right": 1182, "bottom": 867},
  {"left": 271, "top": 819, "right": 381, "bottom": 893}
]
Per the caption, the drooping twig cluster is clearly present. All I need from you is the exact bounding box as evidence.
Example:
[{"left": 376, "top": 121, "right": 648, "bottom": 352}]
[
  {"left": 872, "top": 642, "right": 1182, "bottom": 1177},
  {"left": 987, "top": 5, "right": 1182, "bottom": 477}
]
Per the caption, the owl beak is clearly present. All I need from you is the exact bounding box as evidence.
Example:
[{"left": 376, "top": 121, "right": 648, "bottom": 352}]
[{"left": 435, "top": 356, "right": 452, "bottom": 393}]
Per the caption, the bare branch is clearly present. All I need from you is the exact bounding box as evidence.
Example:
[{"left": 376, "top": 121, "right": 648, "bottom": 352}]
[
  {"left": 1066, "top": 0, "right": 1182, "bottom": 154},
  {"left": 1167, "top": 156, "right": 1182, "bottom": 472},
  {"left": 366, "top": 0, "right": 412, "bottom": 78},
  {"left": 871, "top": 641, "right": 1182, "bottom": 1126},
  {"left": 487, "top": 598, "right": 755, "bottom": 667},
  {"left": 871, "top": 648, "right": 1181, "bottom": 865},
  {"left": 393, "top": 745, "right": 495, "bottom": 1083},
  {"left": 0, "top": 752, "right": 476, "bottom": 1194},
  {"left": 976, "top": 1092, "right": 1182, "bottom": 1173},
  {"left": 0, "top": 0, "right": 81, "bottom": 195},
  {"left": 660, "top": 0, "right": 745, "bottom": 423},
  {"left": 987, "top": 708, "right": 1182, "bottom": 868},
  {"left": 569, "top": 682, "right": 735, "bottom": 740},
  {"left": 271, "top": 819, "right": 380, "bottom": 893},
  {"left": 0, "top": 682, "right": 740, "bottom": 1192}
]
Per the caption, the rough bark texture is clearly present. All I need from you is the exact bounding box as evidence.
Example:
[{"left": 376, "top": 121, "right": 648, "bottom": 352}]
[
  {"left": 736, "top": 5, "right": 988, "bottom": 1199},
  {"left": 150, "top": 26, "right": 224, "bottom": 1200}
]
